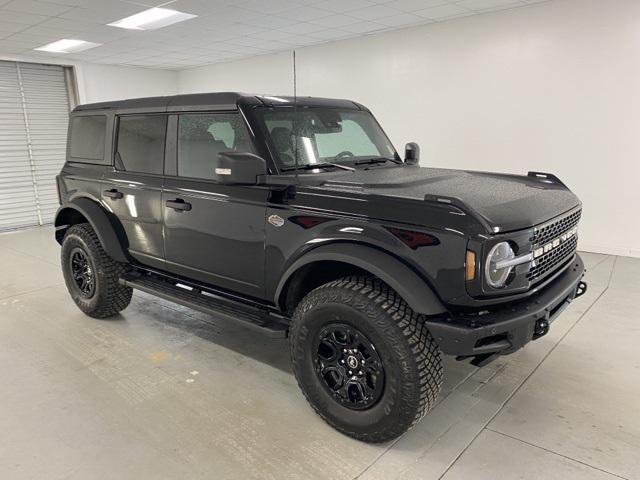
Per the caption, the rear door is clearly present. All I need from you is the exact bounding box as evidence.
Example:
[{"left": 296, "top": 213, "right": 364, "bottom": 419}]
[
  {"left": 162, "top": 112, "right": 267, "bottom": 298},
  {"left": 101, "top": 114, "right": 166, "bottom": 270}
]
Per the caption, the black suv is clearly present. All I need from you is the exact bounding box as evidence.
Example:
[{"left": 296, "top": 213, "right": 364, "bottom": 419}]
[{"left": 55, "top": 92, "right": 587, "bottom": 442}]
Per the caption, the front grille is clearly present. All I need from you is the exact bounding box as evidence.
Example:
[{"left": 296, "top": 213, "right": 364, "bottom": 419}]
[
  {"left": 528, "top": 235, "right": 578, "bottom": 282},
  {"left": 530, "top": 209, "right": 581, "bottom": 246}
]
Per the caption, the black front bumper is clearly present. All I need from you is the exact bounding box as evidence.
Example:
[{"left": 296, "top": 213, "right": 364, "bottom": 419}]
[{"left": 426, "top": 254, "right": 586, "bottom": 363}]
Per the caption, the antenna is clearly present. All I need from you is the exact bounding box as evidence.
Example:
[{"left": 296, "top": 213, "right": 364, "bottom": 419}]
[
  {"left": 292, "top": 50, "right": 299, "bottom": 178},
  {"left": 293, "top": 50, "right": 297, "bottom": 101}
]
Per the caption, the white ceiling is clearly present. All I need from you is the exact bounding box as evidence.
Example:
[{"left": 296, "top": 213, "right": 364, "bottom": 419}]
[{"left": 0, "top": 0, "right": 548, "bottom": 70}]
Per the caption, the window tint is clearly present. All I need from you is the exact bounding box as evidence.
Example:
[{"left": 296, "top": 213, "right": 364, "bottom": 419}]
[
  {"left": 178, "top": 113, "right": 254, "bottom": 179},
  {"left": 258, "top": 108, "right": 396, "bottom": 169},
  {"left": 315, "top": 119, "right": 379, "bottom": 158},
  {"left": 70, "top": 115, "right": 106, "bottom": 161},
  {"left": 116, "top": 115, "right": 166, "bottom": 174}
]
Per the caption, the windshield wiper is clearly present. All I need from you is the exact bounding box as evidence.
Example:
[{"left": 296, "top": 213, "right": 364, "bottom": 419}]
[
  {"left": 354, "top": 157, "right": 401, "bottom": 165},
  {"left": 354, "top": 158, "right": 388, "bottom": 165},
  {"left": 281, "top": 162, "right": 355, "bottom": 172}
]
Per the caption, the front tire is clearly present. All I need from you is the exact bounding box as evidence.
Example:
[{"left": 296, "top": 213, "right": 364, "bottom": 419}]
[
  {"left": 290, "top": 276, "right": 443, "bottom": 443},
  {"left": 61, "top": 223, "right": 132, "bottom": 318}
]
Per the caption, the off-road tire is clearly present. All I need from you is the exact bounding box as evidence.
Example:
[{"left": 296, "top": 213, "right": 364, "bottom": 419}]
[
  {"left": 290, "top": 276, "right": 443, "bottom": 443},
  {"left": 61, "top": 223, "right": 132, "bottom": 318}
]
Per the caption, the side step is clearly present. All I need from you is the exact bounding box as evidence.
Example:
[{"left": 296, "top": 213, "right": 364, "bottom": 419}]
[{"left": 119, "top": 273, "right": 288, "bottom": 338}]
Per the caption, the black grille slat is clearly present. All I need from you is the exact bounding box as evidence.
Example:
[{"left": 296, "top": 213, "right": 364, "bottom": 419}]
[
  {"left": 530, "top": 209, "right": 581, "bottom": 247},
  {"left": 526, "top": 208, "right": 581, "bottom": 283},
  {"left": 528, "top": 235, "right": 578, "bottom": 282}
]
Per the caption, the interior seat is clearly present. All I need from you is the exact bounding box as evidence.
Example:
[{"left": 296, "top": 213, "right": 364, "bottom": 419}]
[
  {"left": 179, "top": 129, "right": 228, "bottom": 179},
  {"left": 270, "top": 127, "right": 295, "bottom": 166}
]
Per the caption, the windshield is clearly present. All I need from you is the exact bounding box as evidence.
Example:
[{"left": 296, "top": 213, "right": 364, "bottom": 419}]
[{"left": 256, "top": 107, "right": 399, "bottom": 171}]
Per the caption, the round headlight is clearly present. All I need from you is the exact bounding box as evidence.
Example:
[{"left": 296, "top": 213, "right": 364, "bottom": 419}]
[{"left": 485, "top": 242, "right": 515, "bottom": 288}]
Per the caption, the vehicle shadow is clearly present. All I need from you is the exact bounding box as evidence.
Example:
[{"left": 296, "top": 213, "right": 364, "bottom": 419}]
[
  {"left": 134, "top": 293, "right": 293, "bottom": 374},
  {"left": 134, "top": 292, "right": 478, "bottom": 387}
]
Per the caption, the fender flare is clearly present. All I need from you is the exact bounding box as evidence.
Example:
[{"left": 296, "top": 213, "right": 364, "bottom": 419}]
[
  {"left": 54, "top": 197, "right": 128, "bottom": 263},
  {"left": 275, "top": 243, "right": 446, "bottom": 316}
]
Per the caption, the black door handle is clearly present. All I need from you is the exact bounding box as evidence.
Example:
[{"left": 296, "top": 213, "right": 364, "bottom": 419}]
[
  {"left": 166, "top": 198, "right": 192, "bottom": 211},
  {"left": 103, "top": 189, "right": 123, "bottom": 199}
]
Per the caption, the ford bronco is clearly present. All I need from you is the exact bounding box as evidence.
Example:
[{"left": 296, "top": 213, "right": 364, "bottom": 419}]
[{"left": 55, "top": 92, "right": 587, "bottom": 442}]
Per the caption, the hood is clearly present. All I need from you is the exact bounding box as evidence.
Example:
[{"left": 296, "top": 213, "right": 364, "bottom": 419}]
[{"left": 320, "top": 166, "right": 580, "bottom": 233}]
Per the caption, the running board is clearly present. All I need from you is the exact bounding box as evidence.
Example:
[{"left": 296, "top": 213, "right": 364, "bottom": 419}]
[{"left": 119, "top": 273, "right": 288, "bottom": 338}]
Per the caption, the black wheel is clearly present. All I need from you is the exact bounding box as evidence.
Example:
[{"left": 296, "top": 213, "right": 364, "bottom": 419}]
[
  {"left": 61, "top": 223, "right": 132, "bottom": 318},
  {"left": 290, "top": 276, "right": 443, "bottom": 443}
]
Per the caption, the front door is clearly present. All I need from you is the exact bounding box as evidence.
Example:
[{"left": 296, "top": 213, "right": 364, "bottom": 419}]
[{"left": 162, "top": 112, "right": 267, "bottom": 298}]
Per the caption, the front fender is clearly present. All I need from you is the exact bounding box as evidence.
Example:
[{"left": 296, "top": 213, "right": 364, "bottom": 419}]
[
  {"left": 55, "top": 197, "right": 128, "bottom": 263},
  {"left": 275, "top": 243, "right": 446, "bottom": 316}
]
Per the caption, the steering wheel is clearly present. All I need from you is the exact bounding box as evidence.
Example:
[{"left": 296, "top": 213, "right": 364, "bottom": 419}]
[{"left": 334, "top": 151, "right": 354, "bottom": 160}]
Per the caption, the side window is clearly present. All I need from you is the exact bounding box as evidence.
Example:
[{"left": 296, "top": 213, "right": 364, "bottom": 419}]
[
  {"left": 70, "top": 115, "right": 106, "bottom": 161},
  {"left": 178, "top": 113, "right": 254, "bottom": 179},
  {"left": 116, "top": 115, "right": 166, "bottom": 174}
]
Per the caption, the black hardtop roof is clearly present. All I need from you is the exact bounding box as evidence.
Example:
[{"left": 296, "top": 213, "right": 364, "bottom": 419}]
[{"left": 73, "top": 92, "right": 365, "bottom": 113}]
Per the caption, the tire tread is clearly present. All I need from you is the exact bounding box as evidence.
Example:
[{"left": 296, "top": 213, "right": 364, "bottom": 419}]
[
  {"left": 62, "top": 223, "right": 132, "bottom": 318},
  {"left": 290, "top": 276, "right": 443, "bottom": 443}
]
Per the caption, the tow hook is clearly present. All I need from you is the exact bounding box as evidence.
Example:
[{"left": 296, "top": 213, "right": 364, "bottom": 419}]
[
  {"left": 575, "top": 281, "right": 587, "bottom": 298},
  {"left": 533, "top": 318, "right": 550, "bottom": 339}
]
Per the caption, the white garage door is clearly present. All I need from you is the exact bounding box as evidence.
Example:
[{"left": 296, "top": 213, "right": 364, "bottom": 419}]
[{"left": 0, "top": 60, "right": 72, "bottom": 231}]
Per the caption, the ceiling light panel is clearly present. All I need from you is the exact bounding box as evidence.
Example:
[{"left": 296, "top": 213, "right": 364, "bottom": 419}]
[
  {"left": 108, "top": 8, "right": 197, "bottom": 30},
  {"left": 34, "top": 39, "right": 101, "bottom": 53},
  {"left": 0, "top": 0, "right": 543, "bottom": 69}
]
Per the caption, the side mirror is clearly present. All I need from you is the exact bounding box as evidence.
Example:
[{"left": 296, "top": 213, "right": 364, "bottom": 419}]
[
  {"left": 404, "top": 142, "right": 420, "bottom": 165},
  {"left": 214, "top": 152, "right": 267, "bottom": 185}
]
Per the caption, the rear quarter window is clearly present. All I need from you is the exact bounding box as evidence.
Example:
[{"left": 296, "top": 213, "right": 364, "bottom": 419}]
[{"left": 69, "top": 115, "right": 107, "bottom": 162}]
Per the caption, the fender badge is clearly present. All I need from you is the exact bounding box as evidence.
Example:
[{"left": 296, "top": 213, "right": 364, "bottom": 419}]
[{"left": 268, "top": 214, "right": 285, "bottom": 227}]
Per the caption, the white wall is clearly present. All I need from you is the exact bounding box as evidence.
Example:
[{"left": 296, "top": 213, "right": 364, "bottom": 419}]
[
  {"left": 178, "top": 0, "right": 640, "bottom": 258},
  {"left": 77, "top": 63, "right": 178, "bottom": 104},
  {"left": 178, "top": 51, "right": 292, "bottom": 96},
  {"left": 0, "top": 54, "right": 178, "bottom": 105}
]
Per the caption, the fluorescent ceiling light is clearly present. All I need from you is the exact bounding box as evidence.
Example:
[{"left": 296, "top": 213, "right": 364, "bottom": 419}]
[
  {"left": 34, "top": 39, "right": 101, "bottom": 53},
  {"left": 108, "top": 7, "right": 197, "bottom": 30}
]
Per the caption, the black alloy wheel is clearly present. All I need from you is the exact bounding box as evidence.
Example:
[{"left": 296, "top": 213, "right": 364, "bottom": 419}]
[
  {"left": 69, "top": 247, "right": 95, "bottom": 298},
  {"left": 314, "top": 323, "right": 384, "bottom": 410}
]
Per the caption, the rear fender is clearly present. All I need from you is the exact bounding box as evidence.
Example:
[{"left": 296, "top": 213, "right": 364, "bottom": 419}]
[{"left": 54, "top": 197, "right": 128, "bottom": 263}]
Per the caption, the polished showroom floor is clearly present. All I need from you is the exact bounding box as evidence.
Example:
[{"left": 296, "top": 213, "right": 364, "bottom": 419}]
[{"left": 0, "top": 227, "right": 637, "bottom": 480}]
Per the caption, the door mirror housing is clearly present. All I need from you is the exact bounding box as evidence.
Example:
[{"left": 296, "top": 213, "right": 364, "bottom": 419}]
[
  {"left": 404, "top": 142, "right": 420, "bottom": 165},
  {"left": 214, "top": 152, "right": 267, "bottom": 185}
]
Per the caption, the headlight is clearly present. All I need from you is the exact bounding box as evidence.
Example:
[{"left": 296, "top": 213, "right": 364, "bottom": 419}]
[{"left": 485, "top": 242, "right": 515, "bottom": 288}]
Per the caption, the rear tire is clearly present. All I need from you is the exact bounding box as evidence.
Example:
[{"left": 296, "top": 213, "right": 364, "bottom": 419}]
[
  {"left": 289, "top": 276, "right": 443, "bottom": 443},
  {"left": 61, "top": 223, "right": 132, "bottom": 318}
]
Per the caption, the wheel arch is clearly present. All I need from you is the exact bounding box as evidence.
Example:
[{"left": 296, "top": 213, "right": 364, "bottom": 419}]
[
  {"left": 275, "top": 243, "right": 446, "bottom": 316},
  {"left": 55, "top": 197, "right": 129, "bottom": 263}
]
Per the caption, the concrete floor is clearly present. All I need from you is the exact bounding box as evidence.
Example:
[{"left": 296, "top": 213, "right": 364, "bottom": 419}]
[{"left": 0, "top": 226, "right": 638, "bottom": 480}]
